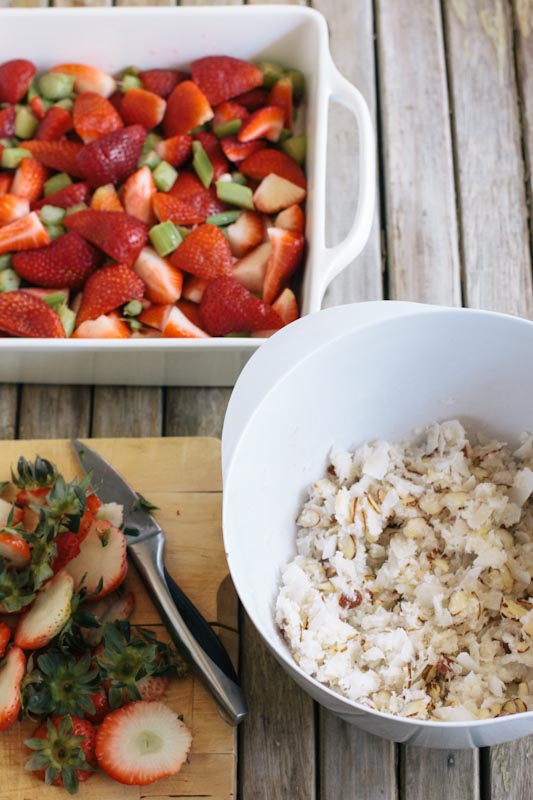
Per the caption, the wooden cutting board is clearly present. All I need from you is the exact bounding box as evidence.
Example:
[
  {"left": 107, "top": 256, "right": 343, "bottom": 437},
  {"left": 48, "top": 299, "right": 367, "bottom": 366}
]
[{"left": 0, "top": 437, "right": 237, "bottom": 800}]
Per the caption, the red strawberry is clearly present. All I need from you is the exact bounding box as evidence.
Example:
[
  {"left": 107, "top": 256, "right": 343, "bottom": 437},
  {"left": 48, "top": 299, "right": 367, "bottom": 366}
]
[
  {"left": 86, "top": 691, "right": 110, "bottom": 724},
  {"left": 181, "top": 275, "right": 208, "bottom": 303},
  {"left": 194, "top": 131, "right": 229, "bottom": 179},
  {"left": 23, "top": 140, "right": 85, "bottom": 178},
  {"left": 238, "top": 106, "right": 285, "bottom": 143},
  {"left": 139, "top": 303, "right": 172, "bottom": 331},
  {"left": 0, "top": 194, "right": 29, "bottom": 226},
  {"left": 136, "top": 674, "right": 169, "bottom": 702},
  {"left": 72, "top": 313, "right": 131, "bottom": 339},
  {"left": 240, "top": 147, "right": 306, "bottom": 188},
  {"left": 262, "top": 227, "right": 304, "bottom": 303},
  {"left": 75, "top": 125, "right": 146, "bottom": 188},
  {"left": 12, "top": 231, "right": 102, "bottom": 291},
  {"left": 50, "top": 63, "right": 116, "bottom": 97},
  {"left": 212, "top": 100, "right": 249, "bottom": 128},
  {"left": 25, "top": 715, "right": 97, "bottom": 794},
  {"left": 163, "top": 80, "right": 213, "bottom": 137},
  {"left": 0, "top": 622, "right": 10, "bottom": 659},
  {"left": 64, "top": 209, "right": 148, "bottom": 265},
  {"left": 169, "top": 172, "right": 226, "bottom": 218},
  {"left": 226, "top": 210, "right": 264, "bottom": 258},
  {"left": 177, "top": 297, "right": 205, "bottom": 329},
  {"left": 0, "top": 59, "right": 36, "bottom": 104},
  {"left": 96, "top": 701, "right": 192, "bottom": 786},
  {"left": 155, "top": 134, "right": 192, "bottom": 168},
  {"left": 35, "top": 105, "right": 73, "bottom": 141},
  {"left": 0, "top": 532, "right": 31, "bottom": 568},
  {"left": 90, "top": 184, "right": 123, "bottom": 212},
  {"left": 29, "top": 95, "right": 46, "bottom": 121},
  {"left": 53, "top": 531, "right": 81, "bottom": 572},
  {"left": 133, "top": 247, "right": 183, "bottom": 304},
  {"left": 0, "top": 646, "right": 25, "bottom": 731},
  {"left": 162, "top": 305, "right": 209, "bottom": 338},
  {"left": 73, "top": 91, "right": 124, "bottom": 144},
  {"left": 233, "top": 87, "right": 269, "bottom": 110},
  {"left": 275, "top": 203, "right": 305, "bottom": 233},
  {"left": 253, "top": 173, "right": 307, "bottom": 214},
  {"left": 11, "top": 158, "right": 47, "bottom": 203},
  {"left": 15, "top": 570, "right": 74, "bottom": 649},
  {"left": 200, "top": 275, "right": 283, "bottom": 336},
  {"left": 66, "top": 521, "right": 127, "bottom": 599},
  {"left": 0, "top": 173, "right": 12, "bottom": 197},
  {"left": 78, "top": 493, "right": 102, "bottom": 541},
  {"left": 269, "top": 76, "right": 293, "bottom": 129},
  {"left": 0, "top": 106, "right": 15, "bottom": 138},
  {"left": 232, "top": 241, "right": 271, "bottom": 294},
  {"left": 0, "top": 291, "right": 64, "bottom": 338},
  {"left": 272, "top": 287, "right": 299, "bottom": 325},
  {"left": 122, "top": 166, "right": 156, "bottom": 225},
  {"left": 121, "top": 87, "right": 166, "bottom": 129},
  {"left": 170, "top": 223, "right": 232, "bottom": 281},
  {"left": 0, "top": 212, "right": 50, "bottom": 256},
  {"left": 220, "top": 136, "right": 266, "bottom": 163},
  {"left": 191, "top": 56, "right": 263, "bottom": 106},
  {"left": 152, "top": 192, "right": 204, "bottom": 226},
  {"left": 75, "top": 263, "right": 145, "bottom": 325},
  {"left": 33, "top": 181, "right": 90, "bottom": 211},
  {"left": 139, "top": 68, "right": 185, "bottom": 98}
]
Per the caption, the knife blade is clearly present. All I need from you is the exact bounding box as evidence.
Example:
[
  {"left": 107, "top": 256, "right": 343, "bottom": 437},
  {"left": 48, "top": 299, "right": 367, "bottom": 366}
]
[{"left": 71, "top": 439, "right": 247, "bottom": 725}]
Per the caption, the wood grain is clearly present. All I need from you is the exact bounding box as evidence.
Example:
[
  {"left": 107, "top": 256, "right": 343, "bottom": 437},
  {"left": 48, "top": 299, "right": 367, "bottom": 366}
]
[
  {"left": 18, "top": 386, "right": 91, "bottom": 439},
  {"left": 165, "top": 388, "right": 231, "bottom": 438},
  {"left": 92, "top": 387, "right": 163, "bottom": 438},
  {"left": 401, "top": 748, "right": 480, "bottom": 800},
  {"left": 0, "top": 387, "right": 18, "bottom": 440}
]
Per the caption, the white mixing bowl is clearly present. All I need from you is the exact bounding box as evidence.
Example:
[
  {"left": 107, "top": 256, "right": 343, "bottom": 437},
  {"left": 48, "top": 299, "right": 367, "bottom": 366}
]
[{"left": 222, "top": 301, "right": 533, "bottom": 748}]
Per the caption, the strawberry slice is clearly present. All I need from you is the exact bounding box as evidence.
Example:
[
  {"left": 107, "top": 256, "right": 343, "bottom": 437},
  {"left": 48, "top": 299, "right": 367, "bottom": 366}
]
[
  {"left": 181, "top": 275, "right": 208, "bottom": 303},
  {"left": 72, "top": 314, "right": 130, "bottom": 339},
  {"left": 29, "top": 95, "right": 46, "bottom": 121},
  {"left": 219, "top": 136, "right": 266, "bottom": 163},
  {"left": 50, "top": 63, "right": 116, "bottom": 97},
  {"left": 272, "top": 287, "right": 299, "bottom": 325},
  {"left": 232, "top": 241, "right": 271, "bottom": 294},
  {"left": 15, "top": 571, "right": 74, "bottom": 649},
  {"left": 23, "top": 140, "right": 85, "bottom": 178},
  {"left": 0, "top": 291, "right": 64, "bottom": 337},
  {"left": 163, "top": 80, "right": 213, "bottom": 137},
  {"left": 35, "top": 106, "right": 73, "bottom": 142},
  {"left": 269, "top": 76, "right": 293, "bottom": 129},
  {"left": 0, "top": 194, "right": 29, "bottom": 226},
  {"left": 0, "top": 59, "right": 36, "bottom": 104},
  {"left": 0, "top": 532, "right": 31, "bottom": 568},
  {"left": 233, "top": 87, "right": 269, "bottom": 110},
  {"left": 177, "top": 298, "right": 205, "bottom": 328},
  {"left": 52, "top": 531, "right": 81, "bottom": 573},
  {"left": 139, "top": 68, "right": 186, "bottom": 98},
  {"left": 238, "top": 106, "right": 285, "bottom": 143},
  {"left": 155, "top": 134, "right": 192, "bottom": 168},
  {"left": 121, "top": 87, "right": 166, "bottom": 130},
  {"left": 33, "top": 181, "right": 90, "bottom": 211},
  {"left": 122, "top": 166, "right": 156, "bottom": 225},
  {"left": 253, "top": 173, "right": 307, "bottom": 214},
  {"left": 0, "top": 646, "right": 25, "bottom": 731},
  {"left": 191, "top": 56, "right": 263, "bottom": 106},
  {"left": 212, "top": 100, "right": 249, "bottom": 128},
  {"left": 170, "top": 223, "right": 233, "bottom": 281},
  {"left": 240, "top": 148, "right": 306, "bottom": 189},
  {"left": 12, "top": 231, "right": 102, "bottom": 290},
  {"left": 64, "top": 209, "right": 148, "bottom": 265},
  {"left": 10, "top": 158, "right": 47, "bottom": 203},
  {"left": 96, "top": 701, "right": 192, "bottom": 786},
  {"left": 90, "top": 184, "right": 123, "bottom": 212},
  {"left": 0, "top": 623, "right": 10, "bottom": 659},
  {"left": 226, "top": 210, "right": 264, "bottom": 258},
  {"left": 138, "top": 303, "right": 172, "bottom": 331},
  {"left": 262, "top": 227, "right": 304, "bottom": 304},
  {"left": 66, "top": 521, "right": 127, "bottom": 599},
  {"left": 200, "top": 275, "right": 283, "bottom": 336},
  {"left": 194, "top": 131, "right": 229, "bottom": 180},
  {"left": 275, "top": 203, "right": 305, "bottom": 233},
  {"left": 169, "top": 172, "right": 226, "bottom": 218},
  {"left": 75, "top": 125, "right": 146, "bottom": 188},
  {"left": 75, "top": 263, "right": 145, "bottom": 325},
  {"left": 0, "top": 173, "right": 12, "bottom": 197},
  {"left": 73, "top": 91, "right": 124, "bottom": 144},
  {"left": 152, "top": 193, "right": 204, "bottom": 226},
  {"left": 0, "top": 106, "right": 15, "bottom": 138},
  {"left": 133, "top": 246, "right": 183, "bottom": 304},
  {"left": 136, "top": 675, "right": 169, "bottom": 702},
  {"left": 0, "top": 212, "right": 50, "bottom": 256},
  {"left": 162, "top": 306, "right": 209, "bottom": 338}
]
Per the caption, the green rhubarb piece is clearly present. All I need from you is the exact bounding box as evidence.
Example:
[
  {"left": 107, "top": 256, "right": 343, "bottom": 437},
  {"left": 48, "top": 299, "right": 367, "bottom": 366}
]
[
  {"left": 192, "top": 141, "right": 214, "bottom": 189},
  {"left": 45, "top": 224, "right": 65, "bottom": 241},
  {"left": 285, "top": 68, "right": 305, "bottom": 101},
  {"left": 121, "top": 74, "right": 143, "bottom": 93},
  {"left": 122, "top": 65, "right": 141, "bottom": 77},
  {"left": 27, "top": 80, "right": 40, "bottom": 102},
  {"left": 44, "top": 172, "right": 72, "bottom": 196},
  {"left": 176, "top": 226, "right": 191, "bottom": 239},
  {"left": 152, "top": 160, "right": 178, "bottom": 192},
  {"left": 0, "top": 139, "right": 15, "bottom": 148},
  {"left": 58, "top": 305, "right": 76, "bottom": 337},
  {"left": 206, "top": 210, "right": 241, "bottom": 226},
  {"left": 42, "top": 291, "right": 66, "bottom": 309},
  {"left": 189, "top": 123, "right": 208, "bottom": 135},
  {"left": 39, "top": 205, "right": 65, "bottom": 226},
  {"left": 260, "top": 61, "right": 285, "bottom": 89},
  {"left": 64, "top": 203, "right": 87, "bottom": 216},
  {"left": 215, "top": 180, "right": 255, "bottom": 210},
  {"left": 127, "top": 318, "right": 142, "bottom": 332},
  {"left": 142, "top": 133, "right": 163, "bottom": 154},
  {"left": 281, "top": 134, "right": 307, "bottom": 166},
  {"left": 278, "top": 128, "right": 292, "bottom": 144},
  {"left": 14, "top": 106, "right": 38, "bottom": 140},
  {"left": 138, "top": 150, "right": 161, "bottom": 170},
  {"left": 213, "top": 119, "right": 242, "bottom": 139},
  {"left": 123, "top": 299, "right": 143, "bottom": 317},
  {"left": 231, "top": 172, "right": 248, "bottom": 186},
  {"left": 38, "top": 73, "right": 75, "bottom": 101},
  {"left": 1, "top": 147, "right": 32, "bottom": 169},
  {"left": 53, "top": 97, "right": 74, "bottom": 112},
  {"left": 225, "top": 332, "right": 251, "bottom": 338},
  {"left": 149, "top": 221, "right": 182, "bottom": 257},
  {"left": 0, "top": 255, "right": 11, "bottom": 271},
  {"left": 0, "top": 269, "right": 20, "bottom": 292}
]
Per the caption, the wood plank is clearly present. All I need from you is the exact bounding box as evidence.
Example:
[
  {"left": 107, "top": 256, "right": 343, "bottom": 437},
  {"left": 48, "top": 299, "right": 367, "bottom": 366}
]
[
  {"left": 402, "top": 749, "right": 480, "bottom": 800},
  {"left": 0, "top": 387, "right": 18, "bottom": 440},
  {"left": 164, "top": 388, "right": 230, "bottom": 438},
  {"left": 376, "top": 0, "right": 461, "bottom": 305},
  {"left": 92, "top": 387, "right": 163, "bottom": 437},
  {"left": 444, "top": 0, "right": 533, "bottom": 317},
  {"left": 18, "top": 386, "right": 91, "bottom": 439}
]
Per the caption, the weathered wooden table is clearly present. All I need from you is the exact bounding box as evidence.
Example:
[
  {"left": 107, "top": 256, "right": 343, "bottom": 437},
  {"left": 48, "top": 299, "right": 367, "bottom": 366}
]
[{"left": 1, "top": 0, "right": 532, "bottom": 797}]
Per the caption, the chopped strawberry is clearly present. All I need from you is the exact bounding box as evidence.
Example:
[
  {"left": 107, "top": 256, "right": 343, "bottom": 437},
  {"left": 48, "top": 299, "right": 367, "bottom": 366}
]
[
  {"left": 162, "top": 305, "right": 209, "bottom": 338},
  {"left": 23, "top": 140, "right": 85, "bottom": 178},
  {"left": 73, "top": 91, "right": 124, "bottom": 144},
  {"left": 0, "top": 106, "right": 15, "bottom": 138},
  {"left": 275, "top": 203, "right": 305, "bottom": 233},
  {"left": 181, "top": 275, "right": 208, "bottom": 303},
  {"left": 240, "top": 147, "right": 306, "bottom": 188},
  {"left": 262, "top": 227, "right": 304, "bottom": 304},
  {"left": 26, "top": 715, "right": 97, "bottom": 793},
  {"left": 170, "top": 223, "right": 233, "bottom": 281},
  {"left": 0, "top": 532, "right": 31, "bottom": 568},
  {"left": 86, "top": 692, "right": 110, "bottom": 724},
  {"left": 155, "top": 134, "right": 192, "bottom": 168},
  {"left": 78, "top": 492, "right": 102, "bottom": 541},
  {"left": 52, "top": 530, "right": 81, "bottom": 572},
  {"left": 138, "top": 303, "right": 172, "bottom": 331},
  {"left": 133, "top": 247, "right": 183, "bottom": 304},
  {"left": 72, "top": 313, "right": 131, "bottom": 339},
  {"left": 232, "top": 241, "right": 271, "bottom": 294},
  {"left": 33, "top": 181, "right": 90, "bottom": 211},
  {"left": 35, "top": 105, "right": 73, "bottom": 141},
  {"left": 0, "top": 173, "right": 12, "bottom": 197},
  {"left": 137, "top": 674, "right": 170, "bottom": 702},
  {"left": 15, "top": 570, "right": 74, "bottom": 649},
  {"left": 29, "top": 95, "right": 46, "bottom": 121},
  {"left": 169, "top": 171, "right": 226, "bottom": 218},
  {"left": 233, "top": 87, "right": 269, "bottom": 110},
  {"left": 176, "top": 297, "right": 205, "bottom": 328},
  {"left": 64, "top": 209, "right": 148, "bottom": 265},
  {"left": 191, "top": 56, "right": 263, "bottom": 106},
  {"left": 0, "top": 622, "right": 10, "bottom": 659},
  {"left": 90, "top": 184, "right": 123, "bottom": 212},
  {"left": 238, "top": 106, "right": 285, "bottom": 143},
  {"left": 10, "top": 158, "right": 47, "bottom": 204},
  {"left": 269, "top": 76, "right": 293, "bottom": 129},
  {"left": 220, "top": 136, "right": 266, "bottom": 163},
  {"left": 163, "top": 80, "right": 213, "bottom": 137},
  {"left": 0, "top": 211, "right": 50, "bottom": 256},
  {"left": 200, "top": 275, "right": 282, "bottom": 336},
  {"left": 66, "top": 521, "right": 127, "bottom": 599},
  {"left": 75, "top": 263, "right": 145, "bottom": 325},
  {"left": 253, "top": 173, "right": 307, "bottom": 214},
  {"left": 122, "top": 166, "right": 156, "bottom": 225},
  {"left": 96, "top": 701, "right": 192, "bottom": 786},
  {"left": 272, "top": 287, "right": 299, "bottom": 325},
  {"left": 194, "top": 131, "right": 229, "bottom": 179},
  {"left": 226, "top": 210, "right": 264, "bottom": 258},
  {"left": 12, "top": 231, "right": 102, "bottom": 290},
  {"left": 0, "top": 194, "right": 30, "bottom": 226},
  {"left": 0, "top": 291, "right": 64, "bottom": 337},
  {"left": 22, "top": 286, "right": 70, "bottom": 304},
  {"left": 0, "top": 646, "right": 25, "bottom": 731},
  {"left": 75, "top": 124, "right": 146, "bottom": 188},
  {"left": 121, "top": 87, "right": 166, "bottom": 130},
  {"left": 0, "top": 59, "right": 36, "bottom": 104},
  {"left": 139, "top": 68, "right": 185, "bottom": 98},
  {"left": 0, "top": 498, "right": 24, "bottom": 528},
  {"left": 152, "top": 192, "right": 204, "bottom": 226},
  {"left": 50, "top": 63, "right": 116, "bottom": 97},
  {"left": 212, "top": 100, "right": 249, "bottom": 128}
]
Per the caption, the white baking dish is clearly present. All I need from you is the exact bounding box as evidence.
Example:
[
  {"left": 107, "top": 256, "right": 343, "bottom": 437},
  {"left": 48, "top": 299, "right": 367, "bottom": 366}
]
[{"left": 0, "top": 5, "right": 374, "bottom": 386}]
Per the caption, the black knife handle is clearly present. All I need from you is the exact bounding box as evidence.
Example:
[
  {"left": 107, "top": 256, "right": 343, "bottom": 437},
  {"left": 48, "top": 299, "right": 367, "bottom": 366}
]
[{"left": 163, "top": 567, "right": 239, "bottom": 684}]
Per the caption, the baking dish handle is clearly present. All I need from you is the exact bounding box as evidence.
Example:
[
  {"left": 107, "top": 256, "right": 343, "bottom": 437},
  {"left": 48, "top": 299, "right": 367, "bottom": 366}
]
[{"left": 310, "top": 59, "right": 376, "bottom": 309}]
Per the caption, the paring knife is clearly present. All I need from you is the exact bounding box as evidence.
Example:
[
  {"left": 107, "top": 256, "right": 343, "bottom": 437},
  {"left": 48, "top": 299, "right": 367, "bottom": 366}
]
[{"left": 70, "top": 439, "right": 248, "bottom": 726}]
